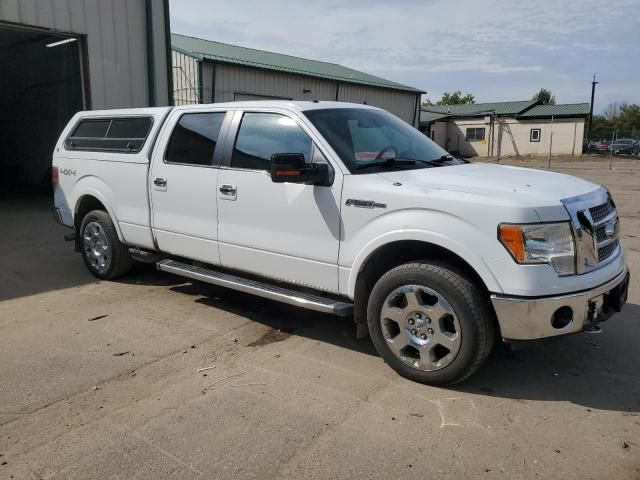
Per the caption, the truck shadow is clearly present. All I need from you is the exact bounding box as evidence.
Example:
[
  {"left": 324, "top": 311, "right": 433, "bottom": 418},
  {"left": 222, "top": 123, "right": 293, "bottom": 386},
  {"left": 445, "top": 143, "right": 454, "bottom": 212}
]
[
  {"left": 124, "top": 268, "right": 640, "bottom": 413},
  {"left": 455, "top": 302, "right": 640, "bottom": 413},
  {"left": 162, "top": 275, "right": 379, "bottom": 358}
]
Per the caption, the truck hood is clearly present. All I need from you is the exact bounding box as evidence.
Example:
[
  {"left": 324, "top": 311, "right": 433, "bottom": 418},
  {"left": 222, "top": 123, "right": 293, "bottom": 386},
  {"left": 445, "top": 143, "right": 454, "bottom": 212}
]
[{"left": 378, "top": 163, "right": 600, "bottom": 208}]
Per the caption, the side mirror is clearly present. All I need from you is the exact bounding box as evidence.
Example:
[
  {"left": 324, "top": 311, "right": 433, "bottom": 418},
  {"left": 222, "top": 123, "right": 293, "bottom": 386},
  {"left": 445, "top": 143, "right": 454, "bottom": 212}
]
[{"left": 270, "top": 153, "right": 331, "bottom": 186}]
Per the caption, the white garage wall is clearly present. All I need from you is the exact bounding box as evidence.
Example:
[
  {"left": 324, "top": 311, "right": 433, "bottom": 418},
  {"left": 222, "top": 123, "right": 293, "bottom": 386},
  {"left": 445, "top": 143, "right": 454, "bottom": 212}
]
[
  {"left": 442, "top": 117, "right": 585, "bottom": 157},
  {"left": 0, "top": 0, "right": 170, "bottom": 109}
]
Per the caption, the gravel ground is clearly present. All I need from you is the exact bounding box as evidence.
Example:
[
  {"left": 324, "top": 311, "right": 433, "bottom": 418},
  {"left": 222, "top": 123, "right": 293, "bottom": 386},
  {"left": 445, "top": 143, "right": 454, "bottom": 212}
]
[{"left": 0, "top": 156, "right": 638, "bottom": 479}]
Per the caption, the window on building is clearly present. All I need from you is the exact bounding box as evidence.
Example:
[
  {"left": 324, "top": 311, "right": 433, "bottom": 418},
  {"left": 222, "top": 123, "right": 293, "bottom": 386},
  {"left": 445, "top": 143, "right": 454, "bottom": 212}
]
[
  {"left": 65, "top": 117, "right": 153, "bottom": 153},
  {"left": 465, "top": 128, "right": 485, "bottom": 142},
  {"left": 530, "top": 128, "right": 541, "bottom": 142},
  {"left": 231, "top": 113, "right": 312, "bottom": 171},
  {"left": 165, "top": 112, "right": 226, "bottom": 166}
]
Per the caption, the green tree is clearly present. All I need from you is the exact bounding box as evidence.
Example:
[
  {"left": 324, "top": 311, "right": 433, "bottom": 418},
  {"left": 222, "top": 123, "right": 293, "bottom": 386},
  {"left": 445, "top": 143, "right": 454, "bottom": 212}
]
[
  {"left": 589, "top": 103, "right": 640, "bottom": 140},
  {"left": 437, "top": 90, "right": 475, "bottom": 105},
  {"left": 532, "top": 88, "right": 556, "bottom": 105}
]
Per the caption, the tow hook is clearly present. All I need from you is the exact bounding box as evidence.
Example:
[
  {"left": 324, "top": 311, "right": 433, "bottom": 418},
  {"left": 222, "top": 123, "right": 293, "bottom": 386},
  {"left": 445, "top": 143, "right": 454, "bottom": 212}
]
[{"left": 583, "top": 300, "right": 602, "bottom": 333}]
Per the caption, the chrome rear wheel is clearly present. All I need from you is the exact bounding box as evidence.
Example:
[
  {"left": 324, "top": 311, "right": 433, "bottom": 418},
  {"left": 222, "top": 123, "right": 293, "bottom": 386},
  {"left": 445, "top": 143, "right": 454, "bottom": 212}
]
[{"left": 82, "top": 221, "right": 110, "bottom": 273}]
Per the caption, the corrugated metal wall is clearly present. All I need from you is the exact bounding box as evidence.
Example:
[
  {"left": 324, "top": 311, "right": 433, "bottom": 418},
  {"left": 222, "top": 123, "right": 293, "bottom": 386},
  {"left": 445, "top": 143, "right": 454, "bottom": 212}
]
[
  {"left": 0, "top": 0, "right": 170, "bottom": 109},
  {"left": 175, "top": 58, "right": 420, "bottom": 126},
  {"left": 337, "top": 82, "right": 419, "bottom": 127},
  {"left": 212, "top": 63, "right": 337, "bottom": 104},
  {"left": 172, "top": 50, "right": 199, "bottom": 105}
]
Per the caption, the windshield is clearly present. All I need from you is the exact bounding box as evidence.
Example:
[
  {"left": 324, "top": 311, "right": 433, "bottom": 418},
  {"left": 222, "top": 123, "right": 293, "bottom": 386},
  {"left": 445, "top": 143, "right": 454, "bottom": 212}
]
[{"left": 304, "top": 108, "right": 462, "bottom": 173}]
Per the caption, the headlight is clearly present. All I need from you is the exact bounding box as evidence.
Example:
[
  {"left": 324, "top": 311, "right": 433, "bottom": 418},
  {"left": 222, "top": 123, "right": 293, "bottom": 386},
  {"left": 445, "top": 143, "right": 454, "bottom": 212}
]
[{"left": 499, "top": 222, "right": 576, "bottom": 275}]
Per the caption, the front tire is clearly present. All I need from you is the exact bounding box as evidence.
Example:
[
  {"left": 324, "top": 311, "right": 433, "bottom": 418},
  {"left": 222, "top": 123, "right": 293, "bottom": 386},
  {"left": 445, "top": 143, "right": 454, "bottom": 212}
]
[
  {"left": 80, "top": 210, "right": 134, "bottom": 280},
  {"left": 367, "top": 261, "right": 495, "bottom": 385}
]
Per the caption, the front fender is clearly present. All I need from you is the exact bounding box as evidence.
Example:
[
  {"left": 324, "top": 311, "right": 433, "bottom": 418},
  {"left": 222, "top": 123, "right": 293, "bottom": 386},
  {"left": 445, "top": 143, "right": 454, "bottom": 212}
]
[{"left": 341, "top": 209, "right": 505, "bottom": 298}]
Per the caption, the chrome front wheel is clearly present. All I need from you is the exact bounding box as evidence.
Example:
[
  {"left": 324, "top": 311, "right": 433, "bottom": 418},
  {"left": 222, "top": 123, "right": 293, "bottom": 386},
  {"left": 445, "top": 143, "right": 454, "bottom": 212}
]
[
  {"left": 380, "top": 285, "right": 462, "bottom": 371},
  {"left": 367, "top": 262, "right": 495, "bottom": 385}
]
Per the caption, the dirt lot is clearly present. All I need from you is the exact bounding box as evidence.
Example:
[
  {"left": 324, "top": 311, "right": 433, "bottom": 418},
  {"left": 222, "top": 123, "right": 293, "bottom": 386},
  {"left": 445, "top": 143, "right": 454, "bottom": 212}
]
[{"left": 1, "top": 156, "right": 639, "bottom": 479}]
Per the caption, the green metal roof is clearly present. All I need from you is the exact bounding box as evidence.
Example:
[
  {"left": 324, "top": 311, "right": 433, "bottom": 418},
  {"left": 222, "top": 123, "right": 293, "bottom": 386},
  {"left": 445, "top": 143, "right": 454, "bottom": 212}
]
[
  {"left": 419, "top": 101, "right": 591, "bottom": 126},
  {"left": 518, "top": 103, "right": 590, "bottom": 117},
  {"left": 420, "top": 110, "right": 450, "bottom": 123},
  {"left": 171, "top": 33, "right": 423, "bottom": 94},
  {"left": 424, "top": 100, "right": 537, "bottom": 116}
]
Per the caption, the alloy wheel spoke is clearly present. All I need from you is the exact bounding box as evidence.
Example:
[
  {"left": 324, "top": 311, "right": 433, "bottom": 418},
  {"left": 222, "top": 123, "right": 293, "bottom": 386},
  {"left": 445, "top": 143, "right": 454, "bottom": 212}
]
[
  {"left": 386, "top": 330, "right": 409, "bottom": 356},
  {"left": 381, "top": 304, "right": 406, "bottom": 323},
  {"left": 424, "top": 302, "right": 447, "bottom": 321},
  {"left": 404, "top": 289, "right": 423, "bottom": 309},
  {"left": 434, "top": 331, "right": 460, "bottom": 350},
  {"left": 417, "top": 345, "right": 437, "bottom": 370}
]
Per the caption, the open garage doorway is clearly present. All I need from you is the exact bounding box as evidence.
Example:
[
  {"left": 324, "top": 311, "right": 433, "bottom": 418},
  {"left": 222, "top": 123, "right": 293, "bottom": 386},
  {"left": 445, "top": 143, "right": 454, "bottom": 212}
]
[{"left": 0, "top": 24, "right": 85, "bottom": 200}]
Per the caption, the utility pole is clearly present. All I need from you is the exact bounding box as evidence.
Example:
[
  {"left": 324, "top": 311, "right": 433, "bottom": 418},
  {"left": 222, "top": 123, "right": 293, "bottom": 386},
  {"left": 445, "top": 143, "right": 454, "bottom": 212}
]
[
  {"left": 548, "top": 115, "right": 554, "bottom": 168},
  {"left": 586, "top": 74, "right": 599, "bottom": 145}
]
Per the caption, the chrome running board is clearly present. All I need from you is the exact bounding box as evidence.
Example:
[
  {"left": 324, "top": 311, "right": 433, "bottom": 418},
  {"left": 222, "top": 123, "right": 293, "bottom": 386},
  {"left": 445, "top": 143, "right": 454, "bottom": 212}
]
[{"left": 156, "top": 259, "right": 353, "bottom": 316}]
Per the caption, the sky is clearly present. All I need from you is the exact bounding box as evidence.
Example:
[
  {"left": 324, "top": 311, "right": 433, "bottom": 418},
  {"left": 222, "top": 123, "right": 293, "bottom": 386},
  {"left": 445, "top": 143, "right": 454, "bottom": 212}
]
[{"left": 169, "top": 0, "right": 640, "bottom": 113}]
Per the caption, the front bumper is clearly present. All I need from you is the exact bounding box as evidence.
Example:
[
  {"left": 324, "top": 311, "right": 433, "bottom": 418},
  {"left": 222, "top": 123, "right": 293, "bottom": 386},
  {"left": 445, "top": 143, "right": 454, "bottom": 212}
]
[{"left": 491, "top": 266, "right": 630, "bottom": 341}]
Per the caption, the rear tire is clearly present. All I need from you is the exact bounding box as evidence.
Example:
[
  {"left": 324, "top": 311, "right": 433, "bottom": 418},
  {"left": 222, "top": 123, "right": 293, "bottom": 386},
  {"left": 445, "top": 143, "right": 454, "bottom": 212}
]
[
  {"left": 367, "top": 261, "right": 494, "bottom": 385},
  {"left": 80, "top": 210, "right": 134, "bottom": 280}
]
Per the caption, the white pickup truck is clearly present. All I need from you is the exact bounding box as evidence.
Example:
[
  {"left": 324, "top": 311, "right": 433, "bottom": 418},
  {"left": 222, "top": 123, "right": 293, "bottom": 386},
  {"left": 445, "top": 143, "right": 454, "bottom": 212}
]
[{"left": 52, "top": 101, "right": 630, "bottom": 384}]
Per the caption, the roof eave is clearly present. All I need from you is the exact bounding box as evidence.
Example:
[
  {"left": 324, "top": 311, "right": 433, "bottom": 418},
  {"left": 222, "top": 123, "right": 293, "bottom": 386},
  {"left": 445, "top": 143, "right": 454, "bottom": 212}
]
[{"left": 196, "top": 56, "right": 424, "bottom": 93}]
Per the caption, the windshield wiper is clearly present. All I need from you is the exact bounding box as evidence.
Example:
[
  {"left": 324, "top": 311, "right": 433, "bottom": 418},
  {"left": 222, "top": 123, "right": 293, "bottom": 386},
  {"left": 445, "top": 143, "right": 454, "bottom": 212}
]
[
  {"left": 427, "top": 155, "right": 456, "bottom": 164},
  {"left": 356, "top": 158, "right": 416, "bottom": 170}
]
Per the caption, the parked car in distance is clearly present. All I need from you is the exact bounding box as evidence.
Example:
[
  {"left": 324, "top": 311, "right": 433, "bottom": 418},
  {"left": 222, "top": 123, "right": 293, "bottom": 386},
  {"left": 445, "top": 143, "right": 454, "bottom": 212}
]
[
  {"left": 589, "top": 140, "right": 611, "bottom": 154},
  {"left": 610, "top": 138, "right": 639, "bottom": 155},
  {"left": 52, "top": 101, "right": 630, "bottom": 385}
]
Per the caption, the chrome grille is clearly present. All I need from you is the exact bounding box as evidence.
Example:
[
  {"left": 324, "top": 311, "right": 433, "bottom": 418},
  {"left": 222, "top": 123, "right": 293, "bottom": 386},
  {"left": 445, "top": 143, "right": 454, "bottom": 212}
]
[
  {"left": 561, "top": 189, "right": 621, "bottom": 274},
  {"left": 598, "top": 240, "right": 619, "bottom": 262},
  {"left": 589, "top": 202, "right": 613, "bottom": 223},
  {"left": 595, "top": 225, "right": 608, "bottom": 243}
]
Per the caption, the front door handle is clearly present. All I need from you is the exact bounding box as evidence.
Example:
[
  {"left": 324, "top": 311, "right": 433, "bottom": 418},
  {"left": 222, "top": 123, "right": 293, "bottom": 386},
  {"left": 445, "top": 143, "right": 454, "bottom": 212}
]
[
  {"left": 219, "top": 183, "right": 237, "bottom": 201},
  {"left": 219, "top": 184, "right": 236, "bottom": 195},
  {"left": 154, "top": 177, "right": 167, "bottom": 187}
]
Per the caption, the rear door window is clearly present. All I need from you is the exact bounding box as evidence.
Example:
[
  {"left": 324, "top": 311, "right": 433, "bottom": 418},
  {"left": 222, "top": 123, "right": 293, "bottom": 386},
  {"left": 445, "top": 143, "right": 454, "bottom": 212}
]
[
  {"left": 66, "top": 117, "right": 153, "bottom": 153},
  {"left": 165, "top": 112, "right": 226, "bottom": 166}
]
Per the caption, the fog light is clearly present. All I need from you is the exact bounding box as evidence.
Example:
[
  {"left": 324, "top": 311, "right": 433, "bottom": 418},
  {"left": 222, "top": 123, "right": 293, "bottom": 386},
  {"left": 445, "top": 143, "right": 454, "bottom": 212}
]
[{"left": 551, "top": 306, "right": 573, "bottom": 329}]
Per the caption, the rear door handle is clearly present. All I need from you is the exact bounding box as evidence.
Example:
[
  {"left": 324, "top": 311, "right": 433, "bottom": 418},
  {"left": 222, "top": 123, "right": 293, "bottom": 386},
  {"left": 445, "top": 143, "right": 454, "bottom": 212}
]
[
  {"left": 219, "top": 184, "right": 237, "bottom": 200},
  {"left": 153, "top": 177, "right": 167, "bottom": 187}
]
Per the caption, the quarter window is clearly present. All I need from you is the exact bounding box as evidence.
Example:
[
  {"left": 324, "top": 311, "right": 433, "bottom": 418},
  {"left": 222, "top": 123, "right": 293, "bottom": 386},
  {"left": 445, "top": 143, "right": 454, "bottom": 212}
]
[
  {"left": 465, "top": 128, "right": 485, "bottom": 142},
  {"left": 66, "top": 117, "right": 153, "bottom": 153},
  {"left": 231, "top": 113, "right": 312, "bottom": 171},
  {"left": 530, "top": 128, "right": 541, "bottom": 142},
  {"left": 165, "top": 112, "right": 226, "bottom": 166}
]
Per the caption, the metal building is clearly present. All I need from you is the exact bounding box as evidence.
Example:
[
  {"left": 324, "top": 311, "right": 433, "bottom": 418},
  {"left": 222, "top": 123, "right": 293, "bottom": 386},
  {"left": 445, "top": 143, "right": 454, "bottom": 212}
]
[
  {"left": 0, "top": 0, "right": 172, "bottom": 197},
  {"left": 171, "top": 33, "right": 424, "bottom": 126}
]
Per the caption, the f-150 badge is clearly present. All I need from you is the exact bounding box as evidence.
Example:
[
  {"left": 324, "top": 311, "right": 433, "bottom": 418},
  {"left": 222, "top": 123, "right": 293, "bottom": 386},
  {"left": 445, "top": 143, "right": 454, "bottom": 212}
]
[{"left": 345, "top": 199, "right": 386, "bottom": 209}]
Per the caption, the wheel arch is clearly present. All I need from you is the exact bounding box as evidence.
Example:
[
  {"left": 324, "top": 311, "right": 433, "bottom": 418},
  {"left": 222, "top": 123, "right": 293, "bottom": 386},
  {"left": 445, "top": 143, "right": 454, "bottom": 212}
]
[
  {"left": 350, "top": 236, "right": 502, "bottom": 338},
  {"left": 73, "top": 191, "right": 125, "bottom": 245}
]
